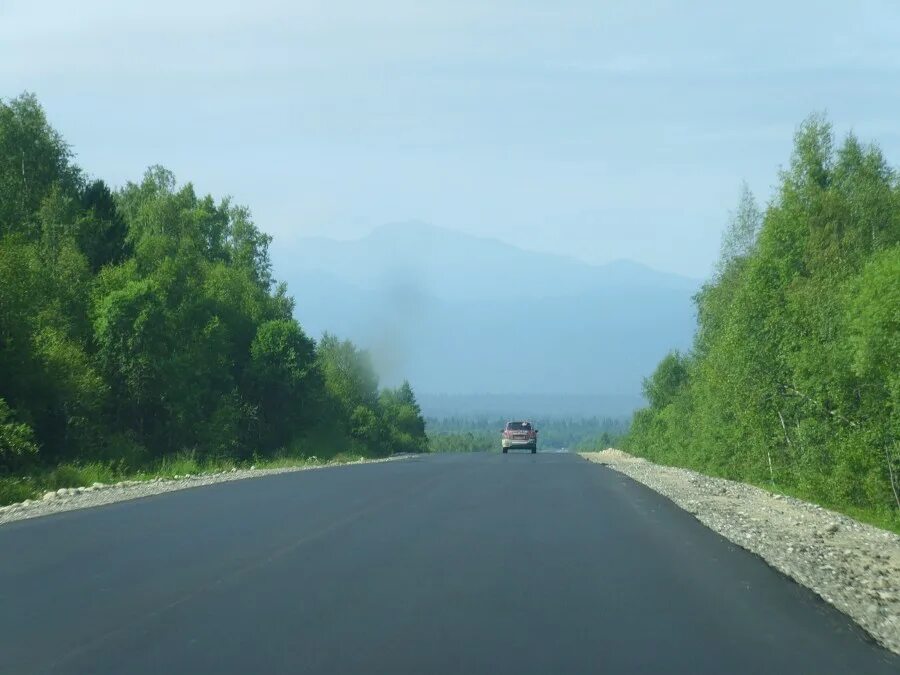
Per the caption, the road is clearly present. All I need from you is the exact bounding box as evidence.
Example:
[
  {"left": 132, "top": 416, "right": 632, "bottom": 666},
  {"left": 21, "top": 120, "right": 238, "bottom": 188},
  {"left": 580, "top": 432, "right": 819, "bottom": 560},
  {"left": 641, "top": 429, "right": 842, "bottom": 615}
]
[{"left": 1, "top": 452, "right": 897, "bottom": 674}]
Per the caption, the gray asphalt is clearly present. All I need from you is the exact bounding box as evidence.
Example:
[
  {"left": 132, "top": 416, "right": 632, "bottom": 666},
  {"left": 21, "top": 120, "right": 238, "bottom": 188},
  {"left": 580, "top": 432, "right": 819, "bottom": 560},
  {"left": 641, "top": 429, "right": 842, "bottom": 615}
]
[{"left": 1, "top": 452, "right": 898, "bottom": 674}]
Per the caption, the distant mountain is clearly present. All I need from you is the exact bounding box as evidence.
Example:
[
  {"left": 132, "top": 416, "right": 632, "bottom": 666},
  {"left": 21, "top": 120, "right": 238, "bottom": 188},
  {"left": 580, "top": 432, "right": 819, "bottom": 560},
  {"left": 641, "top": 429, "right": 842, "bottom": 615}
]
[
  {"left": 272, "top": 222, "right": 699, "bottom": 415},
  {"left": 279, "top": 221, "right": 697, "bottom": 303},
  {"left": 416, "top": 393, "right": 645, "bottom": 420}
]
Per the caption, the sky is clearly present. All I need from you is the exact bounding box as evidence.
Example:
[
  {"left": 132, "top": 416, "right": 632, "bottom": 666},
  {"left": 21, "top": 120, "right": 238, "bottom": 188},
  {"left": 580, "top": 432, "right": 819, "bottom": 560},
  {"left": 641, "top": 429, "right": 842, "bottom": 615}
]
[{"left": 3, "top": 0, "right": 900, "bottom": 277}]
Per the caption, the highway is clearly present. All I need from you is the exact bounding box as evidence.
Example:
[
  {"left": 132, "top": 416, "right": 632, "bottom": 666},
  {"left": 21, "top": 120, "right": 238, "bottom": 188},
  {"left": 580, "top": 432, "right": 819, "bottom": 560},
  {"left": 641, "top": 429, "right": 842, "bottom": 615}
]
[{"left": 1, "top": 452, "right": 897, "bottom": 674}]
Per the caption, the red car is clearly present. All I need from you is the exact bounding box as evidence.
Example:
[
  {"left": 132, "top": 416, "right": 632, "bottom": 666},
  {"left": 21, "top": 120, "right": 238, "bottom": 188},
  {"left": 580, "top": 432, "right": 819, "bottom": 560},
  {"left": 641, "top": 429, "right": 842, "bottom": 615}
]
[{"left": 502, "top": 421, "right": 538, "bottom": 454}]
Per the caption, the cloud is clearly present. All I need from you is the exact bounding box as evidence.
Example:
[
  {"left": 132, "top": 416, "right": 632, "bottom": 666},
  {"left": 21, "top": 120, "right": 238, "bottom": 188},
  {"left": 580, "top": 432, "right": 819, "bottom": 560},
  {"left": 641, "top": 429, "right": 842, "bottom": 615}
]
[{"left": 4, "top": 0, "right": 900, "bottom": 281}]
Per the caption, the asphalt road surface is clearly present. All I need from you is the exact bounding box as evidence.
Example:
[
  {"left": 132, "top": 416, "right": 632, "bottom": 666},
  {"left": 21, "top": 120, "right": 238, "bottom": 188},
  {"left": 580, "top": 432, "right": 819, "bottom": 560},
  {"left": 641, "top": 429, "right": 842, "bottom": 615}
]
[{"left": 2, "top": 452, "right": 898, "bottom": 674}]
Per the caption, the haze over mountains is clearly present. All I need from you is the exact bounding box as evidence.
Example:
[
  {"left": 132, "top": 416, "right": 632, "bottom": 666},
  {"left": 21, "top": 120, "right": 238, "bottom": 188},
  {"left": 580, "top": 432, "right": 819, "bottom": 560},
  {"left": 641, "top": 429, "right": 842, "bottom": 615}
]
[{"left": 272, "top": 222, "right": 699, "bottom": 417}]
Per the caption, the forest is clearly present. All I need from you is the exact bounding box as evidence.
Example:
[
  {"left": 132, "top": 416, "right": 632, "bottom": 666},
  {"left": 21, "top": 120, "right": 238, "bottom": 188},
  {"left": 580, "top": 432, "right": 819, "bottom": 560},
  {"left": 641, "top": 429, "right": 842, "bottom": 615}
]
[
  {"left": 0, "top": 94, "right": 427, "bottom": 504},
  {"left": 626, "top": 116, "right": 900, "bottom": 529},
  {"left": 427, "top": 416, "right": 629, "bottom": 453}
]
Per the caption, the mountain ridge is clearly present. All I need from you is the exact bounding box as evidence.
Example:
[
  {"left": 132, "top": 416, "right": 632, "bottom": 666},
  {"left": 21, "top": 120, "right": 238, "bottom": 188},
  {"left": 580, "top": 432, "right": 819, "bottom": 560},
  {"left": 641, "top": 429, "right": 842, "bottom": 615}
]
[
  {"left": 271, "top": 222, "right": 699, "bottom": 409},
  {"left": 275, "top": 221, "right": 700, "bottom": 303}
]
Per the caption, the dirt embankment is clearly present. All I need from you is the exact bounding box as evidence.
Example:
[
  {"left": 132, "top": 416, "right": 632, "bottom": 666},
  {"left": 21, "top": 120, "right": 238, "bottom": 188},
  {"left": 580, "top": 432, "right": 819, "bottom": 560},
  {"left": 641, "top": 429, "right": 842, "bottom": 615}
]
[{"left": 581, "top": 449, "right": 900, "bottom": 656}]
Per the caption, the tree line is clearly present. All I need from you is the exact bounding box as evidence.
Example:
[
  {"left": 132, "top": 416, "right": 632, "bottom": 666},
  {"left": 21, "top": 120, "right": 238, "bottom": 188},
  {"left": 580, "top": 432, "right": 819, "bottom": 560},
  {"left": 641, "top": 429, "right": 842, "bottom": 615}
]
[
  {"left": 427, "top": 416, "right": 629, "bottom": 452},
  {"left": 626, "top": 116, "right": 900, "bottom": 526},
  {"left": 0, "top": 93, "right": 427, "bottom": 483}
]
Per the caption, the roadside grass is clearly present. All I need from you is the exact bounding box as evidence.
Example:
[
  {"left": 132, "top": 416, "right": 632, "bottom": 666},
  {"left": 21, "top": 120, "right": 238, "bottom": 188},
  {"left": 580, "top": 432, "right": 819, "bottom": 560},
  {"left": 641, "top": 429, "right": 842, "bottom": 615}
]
[
  {"left": 0, "top": 448, "right": 378, "bottom": 507},
  {"left": 0, "top": 477, "right": 38, "bottom": 505},
  {"left": 47, "top": 462, "right": 120, "bottom": 489}
]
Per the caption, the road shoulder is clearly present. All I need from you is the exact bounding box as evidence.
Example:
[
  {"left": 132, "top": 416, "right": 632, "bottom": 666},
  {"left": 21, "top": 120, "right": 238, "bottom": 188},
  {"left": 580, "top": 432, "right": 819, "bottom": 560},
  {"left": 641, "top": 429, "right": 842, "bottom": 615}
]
[
  {"left": 0, "top": 455, "right": 413, "bottom": 527},
  {"left": 580, "top": 449, "right": 900, "bottom": 655}
]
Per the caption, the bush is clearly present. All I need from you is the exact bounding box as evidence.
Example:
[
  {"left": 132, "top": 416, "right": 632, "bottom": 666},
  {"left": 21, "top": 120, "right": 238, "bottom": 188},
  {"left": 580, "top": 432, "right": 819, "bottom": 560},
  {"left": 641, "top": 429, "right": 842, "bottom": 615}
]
[
  {"left": 0, "top": 398, "right": 38, "bottom": 463},
  {"left": 0, "top": 477, "right": 37, "bottom": 504}
]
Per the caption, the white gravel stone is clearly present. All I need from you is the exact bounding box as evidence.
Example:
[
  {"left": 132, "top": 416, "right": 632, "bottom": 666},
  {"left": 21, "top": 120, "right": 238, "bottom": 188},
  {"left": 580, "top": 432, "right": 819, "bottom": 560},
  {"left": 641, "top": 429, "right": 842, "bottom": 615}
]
[
  {"left": 42, "top": 491, "right": 57, "bottom": 501},
  {"left": 56, "top": 488, "right": 68, "bottom": 497},
  {"left": 582, "top": 449, "right": 900, "bottom": 656}
]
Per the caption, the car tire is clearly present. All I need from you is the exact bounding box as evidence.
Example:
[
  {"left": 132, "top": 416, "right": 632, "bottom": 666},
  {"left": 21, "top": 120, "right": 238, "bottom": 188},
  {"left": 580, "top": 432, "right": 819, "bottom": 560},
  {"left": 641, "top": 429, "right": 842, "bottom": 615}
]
[
  {"left": 502, "top": 447, "right": 508, "bottom": 454},
  {"left": 531, "top": 446, "right": 537, "bottom": 454}
]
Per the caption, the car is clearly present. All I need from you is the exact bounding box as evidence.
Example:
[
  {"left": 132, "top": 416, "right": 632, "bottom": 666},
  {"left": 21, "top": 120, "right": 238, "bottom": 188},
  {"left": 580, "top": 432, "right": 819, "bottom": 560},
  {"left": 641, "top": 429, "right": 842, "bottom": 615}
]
[{"left": 502, "top": 420, "right": 538, "bottom": 454}]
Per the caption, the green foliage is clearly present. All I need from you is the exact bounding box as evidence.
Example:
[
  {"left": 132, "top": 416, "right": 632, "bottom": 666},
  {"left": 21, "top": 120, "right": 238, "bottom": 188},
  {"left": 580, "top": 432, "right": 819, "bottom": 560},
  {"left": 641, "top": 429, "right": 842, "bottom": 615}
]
[
  {"left": 715, "top": 182, "right": 761, "bottom": 277},
  {"left": 0, "top": 477, "right": 37, "bottom": 505},
  {"left": 77, "top": 179, "right": 131, "bottom": 272},
  {"left": 317, "top": 334, "right": 380, "bottom": 410},
  {"left": 0, "top": 93, "right": 79, "bottom": 237},
  {"left": 380, "top": 382, "right": 429, "bottom": 454},
  {"left": 249, "top": 319, "right": 320, "bottom": 451},
  {"left": 846, "top": 247, "right": 900, "bottom": 387},
  {"left": 627, "top": 115, "right": 900, "bottom": 527},
  {"left": 0, "top": 398, "right": 38, "bottom": 460},
  {"left": 0, "top": 93, "right": 427, "bottom": 489},
  {"left": 641, "top": 351, "right": 690, "bottom": 410},
  {"left": 313, "top": 334, "right": 423, "bottom": 457}
]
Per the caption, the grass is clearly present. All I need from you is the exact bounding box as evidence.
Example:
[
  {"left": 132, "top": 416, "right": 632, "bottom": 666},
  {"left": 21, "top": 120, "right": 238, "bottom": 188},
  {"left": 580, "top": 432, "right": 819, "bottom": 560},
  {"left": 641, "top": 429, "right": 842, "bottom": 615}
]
[
  {"left": 0, "top": 477, "right": 37, "bottom": 505},
  {"left": 0, "top": 449, "right": 379, "bottom": 508}
]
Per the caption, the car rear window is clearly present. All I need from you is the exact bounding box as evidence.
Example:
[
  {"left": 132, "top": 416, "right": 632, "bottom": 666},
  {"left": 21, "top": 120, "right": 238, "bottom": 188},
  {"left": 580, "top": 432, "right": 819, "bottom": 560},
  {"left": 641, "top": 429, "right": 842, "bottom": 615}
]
[{"left": 507, "top": 422, "right": 532, "bottom": 430}]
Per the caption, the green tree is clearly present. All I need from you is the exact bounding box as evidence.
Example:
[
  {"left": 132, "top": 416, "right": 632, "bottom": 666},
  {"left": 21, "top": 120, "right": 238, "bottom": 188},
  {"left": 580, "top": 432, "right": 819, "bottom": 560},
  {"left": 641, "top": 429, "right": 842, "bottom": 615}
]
[
  {"left": 0, "top": 93, "right": 80, "bottom": 238},
  {"left": 627, "top": 115, "right": 900, "bottom": 524},
  {"left": 0, "top": 93, "right": 429, "bottom": 494},
  {"left": 642, "top": 351, "right": 690, "bottom": 410},
  {"left": 0, "top": 398, "right": 38, "bottom": 464},
  {"left": 249, "top": 319, "right": 320, "bottom": 452},
  {"left": 77, "top": 179, "right": 130, "bottom": 272},
  {"left": 380, "top": 381, "right": 428, "bottom": 453}
]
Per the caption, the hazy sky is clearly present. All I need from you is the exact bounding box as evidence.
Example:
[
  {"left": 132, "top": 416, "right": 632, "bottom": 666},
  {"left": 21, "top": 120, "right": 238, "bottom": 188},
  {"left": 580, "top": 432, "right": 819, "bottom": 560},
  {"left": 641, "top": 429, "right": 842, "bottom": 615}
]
[{"left": 3, "top": 0, "right": 900, "bottom": 277}]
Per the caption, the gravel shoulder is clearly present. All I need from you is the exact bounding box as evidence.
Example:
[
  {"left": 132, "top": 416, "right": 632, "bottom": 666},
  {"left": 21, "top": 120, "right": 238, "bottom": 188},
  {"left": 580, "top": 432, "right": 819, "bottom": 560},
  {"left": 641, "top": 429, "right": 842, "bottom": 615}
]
[
  {"left": 0, "top": 455, "right": 413, "bottom": 527},
  {"left": 581, "top": 449, "right": 900, "bottom": 656}
]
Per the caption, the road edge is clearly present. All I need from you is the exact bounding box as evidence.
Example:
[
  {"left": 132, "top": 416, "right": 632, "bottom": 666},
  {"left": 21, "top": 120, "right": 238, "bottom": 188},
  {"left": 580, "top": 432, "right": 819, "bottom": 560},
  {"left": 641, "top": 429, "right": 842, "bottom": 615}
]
[
  {"left": 0, "top": 455, "right": 416, "bottom": 527},
  {"left": 580, "top": 449, "right": 900, "bottom": 657}
]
